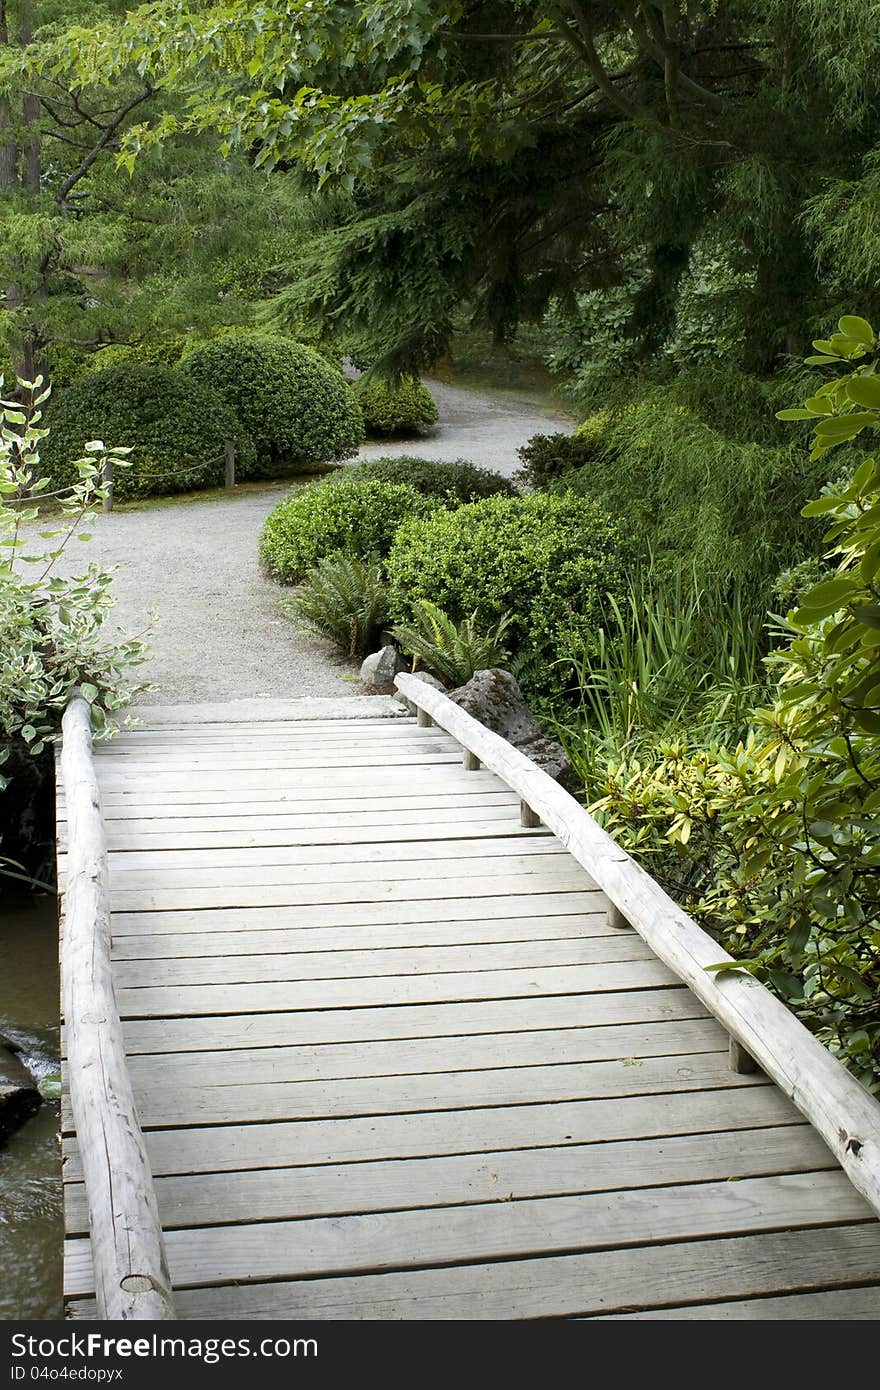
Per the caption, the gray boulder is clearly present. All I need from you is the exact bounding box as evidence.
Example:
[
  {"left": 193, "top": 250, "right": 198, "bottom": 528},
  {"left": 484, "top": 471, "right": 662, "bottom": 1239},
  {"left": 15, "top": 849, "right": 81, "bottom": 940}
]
[
  {"left": 0, "top": 1043, "right": 40, "bottom": 1141},
  {"left": 447, "top": 670, "right": 573, "bottom": 785},
  {"left": 360, "top": 644, "right": 405, "bottom": 690}
]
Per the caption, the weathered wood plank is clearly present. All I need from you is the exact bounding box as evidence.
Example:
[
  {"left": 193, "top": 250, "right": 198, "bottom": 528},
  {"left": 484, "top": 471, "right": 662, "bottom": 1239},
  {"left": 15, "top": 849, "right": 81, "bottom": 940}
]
[
  {"left": 64, "top": 1123, "right": 833, "bottom": 1235},
  {"left": 599, "top": 1287, "right": 880, "bottom": 1319},
  {"left": 117, "top": 1017, "right": 728, "bottom": 1089},
  {"left": 112, "top": 934, "right": 654, "bottom": 989},
  {"left": 114, "top": 699, "right": 407, "bottom": 725},
  {"left": 111, "top": 958, "right": 679, "bottom": 1018},
  {"left": 107, "top": 891, "right": 609, "bottom": 936},
  {"left": 91, "top": 848, "right": 573, "bottom": 892},
  {"left": 63, "top": 1171, "right": 874, "bottom": 1296},
  {"left": 396, "top": 673, "right": 880, "bottom": 1217},
  {"left": 108, "top": 913, "right": 615, "bottom": 961},
  {"left": 61, "top": 1085, "right": 807, "bottom": 1181},
  {"left": 67, "top": 1225, "right": 880, "bottom": 1321},
  {"left": 73, "top": 835, "right": 566, "bottom": 874},
  {"left": 114, "top": 985, "right": 709, "bottom": 1054},
  {"left": 63, "top": 1050, "right": 766, "bottom": 1130},
  {"left": 105, "top": 868, "right": 592, "bottom": 912},
  {"left": 59, "top": 696, "right": 174, "bottom": 1321},
  {"left": 102, "top": 820, "right": 549, "bottom": 851}
]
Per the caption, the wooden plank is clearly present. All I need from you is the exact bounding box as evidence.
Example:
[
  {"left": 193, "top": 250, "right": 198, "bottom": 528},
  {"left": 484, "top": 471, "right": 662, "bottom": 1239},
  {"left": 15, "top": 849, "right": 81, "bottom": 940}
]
[
  {"left": 83, "top": 835, "right": 565, "bottom": 873},
  {"left": 396, "top": 673, "right": 880, "bottom": 1217},
  {"left": 107, "top": 891, "right": 609, "bottom": 936},
  {"left": 67, "top": 1224, "right": 880, "bottom": 1321},
  {"left": 105, "top": 868, "right": 591, "bottom": 912},
  {"left": 115, "top": 985, "right": 710, "bottom": 1054},
  {"left": 115, "top": 699, "right": 407, "bottom": 724},
  {"left": 74, "top": 805, "right": 525, "bottom": 832},
  {"left": 111, "top": 958, "right": 679, "bottom": 1018},
  {"left": 92, "top": 751, "right": 464, "bottom": 776},
  {"left": 112, "top": 935, "right": 654, "bottom": 989},
  {"left": 102, "top": 820, "right": 548, "bottom": 851},
  {"left": 600, "top": 1288, "right": 880, "bottom": 1319},
  {"left": 63, "top": 1171, "right": 875, "bottom": 1296},
  {"left": 64, "top": 768, "right": 513, "bottom": 804},
  {"left": 62, "top": 1084, "right": 802, "bottom": 1180},
  {"left": 63, "top": 1050, "right": 766, "bottom": 1130},
  {"left": 118, "top": 1018, "right": 728, "bottom": 1088},
  {"left": 77, "top": 790, "right": 519, "bottom": 820},
  {"left": 108, "top": 913, "right": 616, "bottom": 961},
  {"left": 91, "top": 847, "right": 573, "bottom": 891},
  {"left": 64, "top": 1123, "right": 834, "bottom": 1235},
  {"left": 58, "top": 696, "right": 174, "bottom": 1321}
]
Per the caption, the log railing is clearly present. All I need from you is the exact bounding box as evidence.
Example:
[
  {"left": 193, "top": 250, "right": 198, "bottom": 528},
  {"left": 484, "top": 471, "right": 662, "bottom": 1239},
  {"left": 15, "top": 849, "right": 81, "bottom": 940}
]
[
  {"left": 60, "top": 694, "right": 175, "bottom": 1319},
  {"left": 395, "top": 672, "right": 880, "bottom": 1219}
]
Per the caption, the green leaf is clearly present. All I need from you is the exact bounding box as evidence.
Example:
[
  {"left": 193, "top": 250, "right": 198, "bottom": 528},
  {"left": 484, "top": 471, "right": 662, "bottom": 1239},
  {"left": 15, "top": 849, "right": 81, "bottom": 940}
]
[
  {"left": 839, "top": 315, "right": 875, "bottom": 344},
  {"left": 846, "top": 375, "right": 880, "bottom": 409}
]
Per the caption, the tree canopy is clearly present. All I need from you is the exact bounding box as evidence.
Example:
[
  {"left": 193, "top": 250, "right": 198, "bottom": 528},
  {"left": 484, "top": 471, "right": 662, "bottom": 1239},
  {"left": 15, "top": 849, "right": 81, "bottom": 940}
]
[{"left": 8, "top": 1, "right": 880, "bottom": 373}]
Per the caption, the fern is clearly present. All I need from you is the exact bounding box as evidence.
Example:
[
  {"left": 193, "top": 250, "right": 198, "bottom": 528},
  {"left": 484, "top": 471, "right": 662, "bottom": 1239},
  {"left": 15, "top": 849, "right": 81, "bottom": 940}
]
[
  {"left": 392, "top": 600, "right": 513, "bottom": 686},
  {"left": 292, "top": 552, "right": 391, "bottom": 657}
]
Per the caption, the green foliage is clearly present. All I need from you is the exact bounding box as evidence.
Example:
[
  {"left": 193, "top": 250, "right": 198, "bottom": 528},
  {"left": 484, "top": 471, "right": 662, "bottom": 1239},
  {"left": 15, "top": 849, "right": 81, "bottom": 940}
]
[
  {"left": 291, "top": 553, "right": 391, "bottom": 657},
  {"left": 41, "top": 365, "right": 256, "bottom": 499},
  {"left": 355, "top": 375, "right": 438, "bottom": 437},
  {"left": 556, "top": 564, "right": 767, "bottom": 757},
  {"left": 515, "top": 432, "right": 596, "bottom": 489},
  {"left": 391, "top": 600, "right": 513, "bottom": 687},
  {"left": 551, "top": 394, "right": 829, "bottom": 590},
  {"left": 386, "top": 493, "right": 631, "bottom": 703},
  {"left": 338, "top": 455, "right": 515, "bottom": 503},
  {"left": 261, "top": 479, "right": 435, "bottom": 585},
  {"left": 0, "top": 375, "right": 147, "bottom": 761},
  {"left": 564, "top": 324, "right": 880, "bottom": 1085},
  {"left": 183, "top": 331, "right": 364, "bottom": 478}
]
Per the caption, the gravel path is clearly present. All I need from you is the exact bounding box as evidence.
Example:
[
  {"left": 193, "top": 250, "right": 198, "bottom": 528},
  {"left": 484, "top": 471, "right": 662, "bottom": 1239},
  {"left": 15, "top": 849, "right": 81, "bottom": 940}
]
[
  {"left": 37, "top": 378, "right": 572, "bottom": 704},
  {"left": 359, "top": 376, "right": 571, "bottom": 476}
]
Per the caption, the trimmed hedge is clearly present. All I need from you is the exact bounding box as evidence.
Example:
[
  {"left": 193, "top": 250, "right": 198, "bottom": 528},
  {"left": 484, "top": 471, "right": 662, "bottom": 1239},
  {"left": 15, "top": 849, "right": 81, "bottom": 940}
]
[
  {"left": 338, "top": 455, "right": 516, "bottom": 503},
  {"left": 387, "top": 493, "right": 632, "bottom": 702},
  {"left": 260, "top": 479, "right": 436, "bottom": 585},
  {"left": 515, "top": 431, "right": 596, "bottom": 489},
  {"left": 355, "top": 376, "right": 438, "bottom": 437},
  {"left": 184, "top": 331, "right": 364, "bottom": 478},
  {"left": 41, "top": 365, "right": 256, "bottom": 499}
]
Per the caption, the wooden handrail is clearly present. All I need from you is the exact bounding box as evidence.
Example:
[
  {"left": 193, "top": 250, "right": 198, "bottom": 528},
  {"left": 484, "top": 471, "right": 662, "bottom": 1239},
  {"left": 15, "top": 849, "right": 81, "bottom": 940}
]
[
  {"left": 60, "top": 695, "right": 175, "bottom": 1320},
  {"left": 395, "top": 673, "right": 880, "bottom": 1218}
]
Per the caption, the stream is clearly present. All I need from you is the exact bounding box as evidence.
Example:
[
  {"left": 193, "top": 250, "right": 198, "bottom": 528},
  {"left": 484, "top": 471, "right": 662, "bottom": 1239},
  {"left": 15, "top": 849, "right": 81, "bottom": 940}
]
[{"left": 0, "top": 891, "right": 63, "bottom": 1321}]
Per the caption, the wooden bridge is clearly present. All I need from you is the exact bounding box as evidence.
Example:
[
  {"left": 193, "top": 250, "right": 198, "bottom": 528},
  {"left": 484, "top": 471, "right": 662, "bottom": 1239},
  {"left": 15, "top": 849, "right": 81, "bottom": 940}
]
[{"left": 57, "top": 679, "right": 880, "bottom": 1320}]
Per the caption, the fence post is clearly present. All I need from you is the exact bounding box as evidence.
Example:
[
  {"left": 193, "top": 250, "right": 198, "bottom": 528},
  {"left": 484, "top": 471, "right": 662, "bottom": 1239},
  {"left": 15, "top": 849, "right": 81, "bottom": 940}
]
[
  {"left": 102, "top": 456, "right": 114, "bottom": 513},
  {"left": 224, "top": 440, "right": 236, "bottom": 490}
]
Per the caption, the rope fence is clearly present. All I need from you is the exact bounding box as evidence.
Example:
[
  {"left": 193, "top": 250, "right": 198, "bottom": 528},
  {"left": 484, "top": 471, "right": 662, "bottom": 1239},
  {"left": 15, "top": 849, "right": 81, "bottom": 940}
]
[{"left": 8, "top": 440, "right": 237, "bottom": 512}]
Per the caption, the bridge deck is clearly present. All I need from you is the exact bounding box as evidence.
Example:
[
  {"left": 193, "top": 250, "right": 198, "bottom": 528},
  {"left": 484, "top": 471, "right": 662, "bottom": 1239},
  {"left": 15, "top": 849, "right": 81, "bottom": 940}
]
[{"left": 58, "top": 703, "right": 880, "bottom": 1319}]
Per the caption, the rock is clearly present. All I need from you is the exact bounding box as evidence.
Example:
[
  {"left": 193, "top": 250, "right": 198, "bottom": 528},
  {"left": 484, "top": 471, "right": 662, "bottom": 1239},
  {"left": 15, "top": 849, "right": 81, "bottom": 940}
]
[
  {"left": 38, "top": 1073, "right": 62, "bottom": 1102},
  {"left": 448, "top": 670, "right": 573, "bottom": 786},
  {"left": 0, "top": 1044, "right": 41, "bottom": 1141},
  {"left": 360, "top": 645, "right": 405, "bottom": 691}
]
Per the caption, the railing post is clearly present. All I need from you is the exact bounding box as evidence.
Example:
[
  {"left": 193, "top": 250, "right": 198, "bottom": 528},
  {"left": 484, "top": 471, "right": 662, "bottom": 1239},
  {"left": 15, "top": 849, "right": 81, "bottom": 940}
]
[
  {"left": 463, "top": 749, "right": 480, "bottom": 771},
  {"left": 102, "top": 456, "right": 114, "bottom": 513},
  {"left": 224, "top": 439, "right": 236, "bottom": 489}
]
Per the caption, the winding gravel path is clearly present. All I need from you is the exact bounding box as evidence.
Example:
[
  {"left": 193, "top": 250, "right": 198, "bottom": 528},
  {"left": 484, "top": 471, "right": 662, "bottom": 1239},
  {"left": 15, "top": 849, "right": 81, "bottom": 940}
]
[{"left": 39, "top": 378, "right": 572, "bottom": 704}]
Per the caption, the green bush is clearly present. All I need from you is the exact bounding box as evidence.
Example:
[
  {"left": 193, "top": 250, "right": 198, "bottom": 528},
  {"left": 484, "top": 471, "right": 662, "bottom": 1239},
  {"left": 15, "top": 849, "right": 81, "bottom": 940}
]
[
  {"left": 515, "top": 432, "right": 596, "bottom": 488},
  {"left": 184, "top": 330, "right": 364, "bottom": 477},
  {"left": 550, "top": 395, "right": 832, "bottom": 592},
  {"left": 338, "top": 455, "right": 515, "bottom": 503},
  {"left": 261, "top": 479, "right": 435, "bottom": 584},
  {"left": 355, "top": 376, "right": 438, "bottom": 437},
  {"left": 41, "top": 365, "right": 256, "bottom": 499},
  {"left": 292, "top": 553, "right": 391, "bottom": 657},
  {"left": 387, "top": 493, "right": 632, "bottom": 703}
]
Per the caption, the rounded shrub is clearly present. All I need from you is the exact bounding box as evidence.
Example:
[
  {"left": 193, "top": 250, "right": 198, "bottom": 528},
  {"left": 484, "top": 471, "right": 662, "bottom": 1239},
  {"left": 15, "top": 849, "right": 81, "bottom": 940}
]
[
  {"left": 183, "top": 330, "right": 364, "bottom": 478},
  {"left": 41, "top": 365, "right": 256, "bottom": 499},
  {"left": 515, "top": 431, "right": 597, "bottom": 489},
  {"left": 355, "top": 376, "right": 439, "bottom": 437},
  {"left": 387, "top": 493, "right": 632, "bottom": 702},
  {"left": 260, "top": 480, "right": 436, "bottom": 584},
  {"left": 338, "top": 456, "right": 516, "bottom": 503}
]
